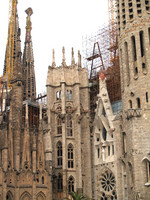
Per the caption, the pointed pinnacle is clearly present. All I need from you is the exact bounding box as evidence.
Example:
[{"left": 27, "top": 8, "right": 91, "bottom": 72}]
[
  {"left": 71, "top": 47, "right": 75, "bottom": 66},
  {"left": 62, "top": 47, "right": 66, "bottom": 66},
  {"left": 52, "top": 49, "right": 56, "bottom": 67},
  {"left": 78, "top": 50, "right": 82, "bottom": 68}
]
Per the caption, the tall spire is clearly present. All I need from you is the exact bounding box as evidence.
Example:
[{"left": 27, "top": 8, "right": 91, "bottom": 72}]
[
  {"left": 3, "top": 0, "right": 19, "bottom": 87},
  {"left": 23, "top": 7, "right": 36, "bottom": 101}
]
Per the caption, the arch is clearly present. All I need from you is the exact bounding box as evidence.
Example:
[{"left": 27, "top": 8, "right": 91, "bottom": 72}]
[
  {"left": 6, "top": 191, "right": 13, "bottom": 200},
  {"left": 20, "top": 192, "right": 32, "bottom": 200},
  {"left": 142, "top": 157, "right": 150, "bottom": 183},
  {"left": 36, "top": 192, "right": 46, "bottom": 200},
  {"left": 68, "top": 176, "right": 75, "bottom": 193}
]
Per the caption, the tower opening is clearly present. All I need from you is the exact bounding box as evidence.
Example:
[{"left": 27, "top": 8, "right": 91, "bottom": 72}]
[
  {"left": 139, "top": 31, "right": 145, "bottom": 57},
  {"left": 137, "top": 98, "right": 141, "bottom": 108},
  {"left": 131, "top": 36, "right": 137, "bottom": 61}
]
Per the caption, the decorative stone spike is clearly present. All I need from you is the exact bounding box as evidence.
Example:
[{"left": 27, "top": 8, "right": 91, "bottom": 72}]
[
  {"left": 71, "top": 47, "right": 75, "bottom": 66},
  {"left": 52, "top": 49, "right": 56, "bottom": 67},
  {"left": 78, "top": 50, "right": 81, "bottom": 68},
  {"left": 62, "top": 46, "right": 66, "bottom": 66}
]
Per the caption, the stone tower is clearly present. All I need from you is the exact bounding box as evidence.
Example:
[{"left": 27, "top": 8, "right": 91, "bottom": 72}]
[
  {"left": 0, "top": 3, "right": 52, "bottom": 199},
  {"left": 23, "top": 7, "right": 36, "bottom": 101},
  {"left": 46, "top": 48, "right": 92, "bottom": 199},
  {"left": 117, "top": 0, "right": 150, "bottom": 199}
]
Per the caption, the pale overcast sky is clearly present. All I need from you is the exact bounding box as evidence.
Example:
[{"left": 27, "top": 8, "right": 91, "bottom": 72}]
[{"left": 0, "top": 1, "right": 108, "bottom": 95}]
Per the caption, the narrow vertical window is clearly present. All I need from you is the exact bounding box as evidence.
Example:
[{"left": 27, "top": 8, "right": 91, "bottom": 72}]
[
  {"left": 42, "top": 176, "right": 44, "bottom": 184},
  {"left": 146, "top": 160, "right": 150, "bottom": 182},
  {"left": 108, "top": 146, "right": 110, "bottom": 156},
  {"left": 140, "top": 31, "right": 145, "bottom": 57},
  {"left": 57, "top": 142, "right": 62, "bottom": 166},
  {"left": 102, "top": 127, "right": 107, "bottom": 141},
  {"left": 146, "top": 92, "right": 148, "bottom": 102},
  {"left": 59, "top": 91, "right": 62, "bottom": 100},
  {"left": 67, "top": 115, "right": 73, "bottom": 136},
  {"left": 57, "top": 117, "right": 62, "bottom": 135},
  {"left": 123, "top": 132, "right": 127, "bottom": 154},
  {"left": 70, "top": 90, "right": 72, "bottom": 100},
  {"left": 56, "top": 91, "right": 59, "bottom": 100},
  {"left": 66, "top": 90, "right": 69, "bottom": 100},
  {"left": 68, "top": 176, "right": 74, "bottom": 193},
  {"left": 98, "top": 148, "right": 100, "bottom": 158},
  {"left": 68, "top": 144, "right": 74, "bottom": 168},
  {"left": 125, "top": 42, "right": 130, "bottom": 84},
  {"left": 129, "top": 100, "right": 132, "bottom": 109},
  {"left": 137, "top": 98, "right": 141, "bottom": 108},
  {"left": 112, "top": 145, "right": 114, "bottom": 155},
  {"left": 131, "top": 36, "right": 137, "bottom": 61},
  {"left": 148, "top": 28, "right": 150, "bottom": 45}
]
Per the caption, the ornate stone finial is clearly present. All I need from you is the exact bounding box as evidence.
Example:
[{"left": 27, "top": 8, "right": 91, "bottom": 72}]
[
  {"left": 78, "top": 50, "right": 82, "bottom": 68},
  {"left": 71, "top": 47, "right": 75, "bottom": 66},
  {"left": 62, "top": 47, "right": 66, "bottom": 66},
  {"left": 52, "top": 49, "right": 56, "bottom": 67},
  {"left": 25, "top": 7, "right": 33, "bottom": 16},
  {"left": 25, "top": 8, "right": 33, "bottom": 32}
]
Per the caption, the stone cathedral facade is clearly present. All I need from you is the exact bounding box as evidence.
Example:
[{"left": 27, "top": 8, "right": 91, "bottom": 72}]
[
  {"left": 92, "top": 0, "right": 150, "bottom": 200},
  {"left": 1, "top": 0, "right": 150, "bottom": 200}
]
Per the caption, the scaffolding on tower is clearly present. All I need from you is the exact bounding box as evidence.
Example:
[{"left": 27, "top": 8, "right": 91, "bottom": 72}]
[
  {"left": 3, "top": 0, "right": 17, "bottom": 88},
  {"left": 82, "top": 0, "right": 121, "bottom": 122}
]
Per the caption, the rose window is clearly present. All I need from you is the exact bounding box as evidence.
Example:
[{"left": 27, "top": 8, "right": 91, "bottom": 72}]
[{"left": 101, "top": 171, "right": 115, "bottom": 192}]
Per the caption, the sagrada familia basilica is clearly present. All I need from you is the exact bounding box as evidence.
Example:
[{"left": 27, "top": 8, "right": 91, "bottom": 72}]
[{"left": 0, "top": 0, "right": 150, "bottom": 199}]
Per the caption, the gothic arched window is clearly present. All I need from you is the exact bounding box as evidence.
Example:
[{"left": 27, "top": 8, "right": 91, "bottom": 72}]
[
  {"left": 68, "top": 144, "right": 74, "bottom": 168},
  {"left": 68, "top": 176, "right": 74, "bottom": 193},
  {"left": 57, "top": 142, "right": 62, "bottom": 166},
  {"left": 67, "top": 115, "right": 73, "bottom": 136},
  {"left": 57, "top": 117, "right": 62, "bottom": 135}
]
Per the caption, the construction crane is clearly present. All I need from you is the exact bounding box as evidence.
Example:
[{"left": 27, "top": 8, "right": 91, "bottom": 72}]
[
  {"left": 4, "top": 0, "right": 17, "bottom": 88},
  {"left": 108, "top": 0, "right": 118, "bottom": 64}
]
